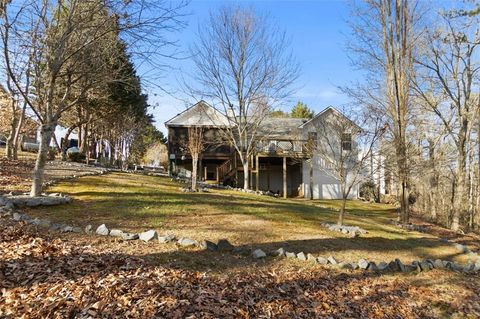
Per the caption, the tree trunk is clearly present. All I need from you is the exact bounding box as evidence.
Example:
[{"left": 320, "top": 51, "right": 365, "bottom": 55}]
[
  {"left": 309, "top": 158, "right": 314, "bottom": 200},
  {"left": 5, "top": 99, "right": 17, "bottom": 159},
  {"left": 452, "top": 150, "right": 466, "bottom": 231},
  {"left": 338, "top": 195, "right": 347, "bottom": 226},
  {"left": 242, "top": 156, "right": 249, "bottom": 190},
  {"left": 30, "top": 122, "right": 56, "bottom": 196},
  {"left": 12, "top": 101, "right": 27, "bottom": 160},
  {"left": 191, "top": 153, "right": 198, "bottom": 190}
]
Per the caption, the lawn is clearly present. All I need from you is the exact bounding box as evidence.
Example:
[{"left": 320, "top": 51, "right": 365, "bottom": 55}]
[
  {"left": 25, "top": 172, "right": 468, "bottom": 271},
  {"left": 6, "top": 171, "right": 480, "bottom": 318}
]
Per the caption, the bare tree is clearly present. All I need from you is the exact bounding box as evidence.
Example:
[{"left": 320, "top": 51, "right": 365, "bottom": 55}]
[
  {"left": 185, "top": 126, "right": 205, "bottom": 190},
  {"left": 311, "top": 109, "right": 384, "bottom": 225},
  {"left": 345, "top": 0, "right": 420, "bottom": 225},
  {"left": 1, "top": 0, "right": 186, "bottom": 196},
  {"left": 414, "top": 11, "right": 480, "bottom": 231},
  {"left": 188, "top": 5, "right": 299, "bottom": 189},
  {"left": 0, "top": 1, "right": 34, "bottom": 160}
]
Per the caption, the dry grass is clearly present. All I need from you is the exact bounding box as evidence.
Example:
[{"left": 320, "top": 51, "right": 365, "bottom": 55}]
[{"left": 23, "top": 172, "right": 473, "bottom": 272}]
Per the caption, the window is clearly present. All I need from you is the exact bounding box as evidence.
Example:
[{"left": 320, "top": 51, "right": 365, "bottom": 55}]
[
  {"left": 308, "top": 132, "right": 317, "bottom": 147},
  {"left": 341, "top": 133, "right": 352, "bottom": 151}
]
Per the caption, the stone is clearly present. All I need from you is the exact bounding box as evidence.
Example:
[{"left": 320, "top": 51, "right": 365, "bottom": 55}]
[
  {"left": 433, "top": 259, "right": 444, "bottom": 269},
  {"left": 442, "top": 260, "right": 452, "bottom": 269},
  {"left": 285, "top": 252, "right": 296, "bottom": 259},
  {"left": 139, "top": 230, "right": 158, "bottom": 242},
  {"left": 200, "top": 240, "right": 218, "bottom": 251},
  {"left": 419, "top": 261, "right": 432, "bottom": 272},
  {"left": 96, "top": 224, "right": 109, "bottom": 236},
  {"left": 327, "top": 256, "right": 338, "bottom": 265},
  {"left": 121, "top": 233, "right": 139, "bottom": 241},
  {"left": 85, "top": 225, "right": 93, "bottom": 234},
  {"left": 404, "top": 265, "right": 416, "bottom": 272},
  {"left": 367, "top": 262, "right": 378, "bottom": 271},
  {"left": 273, "top": 247, "right": 286, "bottom": 257},
  {"left": 158, "top": 234, "right": 176, "bottom": 243},
  {"left": 49, "top": 223, "right": 64, "bottom": 231},
  {"left": 358, "top": 259, "right": 369, "bottom": 270},
  {"left": 177, "top": 237, "right": 197, "bottom": 247},
  {"left": 109, "top": 229, "right": 124, "bottom": 237},
  {"left": 454, "top": 243, "right": 469, "bottom": 254},
  {"left": 72, "top": 227, "right": 82, "bottom": 233},
  {"left": 297, "top": 252, "right": 307, "bottom": 261},
  {"left": 395, "top": 259, "right": 406, "bottom": 272},
  {"left": 451, "top": 262, "right": 464, "bottom": 272},
  {"left": 350, "top": 231, "right": 360, "bottom": 238},
  {"left": 307, "top": 253, "right": 317, "bottom": 262},
  {"left": 378, "top": 262, "right": 389, "bottom": 271},
  {"left": 317, "top": 257, "right": 328, "bottom": 265},
  {"left": 13, "top": 212, "right": 22, "bottom": 221},
  {"left": 252, "top": 249, "right": 267, "bottom": 259},
  {"left": 338, "top": 262, "right": 353, "bottom": 269},
  {"left": 61, "top": 226, "right": 74, "bottom": 232},
  {"left": 439, "top": 237, "right": 449, "bottom": 243},
  {"left": 463, "top": 263, "right": 475, "bottom": 273},
  {"left": 388, "top": 260, "right": 400, "bottom": 272},
  {"left": 474, "top": 260, "right": 480, "bottom": 272},
  {"left": 411, "top": 261, "right": 421, "bottom": 272},
  {"left": 350, "top": 262, "right": 359, "bottom": 270},
  {"left": 217, "top": 239, "right": 234, "bottom": 251},
  {"left": 5, "top": 202, "right": 15, "bottom": 210}
]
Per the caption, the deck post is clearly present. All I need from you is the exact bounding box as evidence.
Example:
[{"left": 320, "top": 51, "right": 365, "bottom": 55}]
[
  {"left": 256, "top": 155, "right": 259, "bottom": 191},
  {"left": 283, "top": 156, "right": 287, "bottom": 198},
  {"left": 204, "top": 165, "right": 207, "bottom": 180}
]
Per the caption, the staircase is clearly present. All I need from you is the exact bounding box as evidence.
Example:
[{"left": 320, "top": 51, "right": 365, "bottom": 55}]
[{"left": 217, "top": 156, "right": 237, "bottom": 184}]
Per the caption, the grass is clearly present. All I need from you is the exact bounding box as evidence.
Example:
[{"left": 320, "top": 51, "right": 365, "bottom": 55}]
[{"left": 23, "top": 171, "right": 469, "bottom": 272}]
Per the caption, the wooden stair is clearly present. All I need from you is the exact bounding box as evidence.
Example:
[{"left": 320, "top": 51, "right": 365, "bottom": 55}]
[{"left": 217, "top": 156, "right": 236, "bottom": 184}]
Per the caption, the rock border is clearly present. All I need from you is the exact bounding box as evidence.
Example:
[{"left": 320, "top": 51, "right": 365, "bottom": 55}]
[
  {"left": 2, "top": 205, "right": 478, "bottom": 275},
  {"left": 321, "top": 222, "right": 368, "bottom": 237},
  {"left": 269, "top": 247, "right": 480, "bottom": 274}
]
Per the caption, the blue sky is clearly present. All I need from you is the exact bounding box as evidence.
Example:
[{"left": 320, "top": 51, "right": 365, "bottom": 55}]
[{"left": 147, "top": 0, "right": 356, "bottom": 133}]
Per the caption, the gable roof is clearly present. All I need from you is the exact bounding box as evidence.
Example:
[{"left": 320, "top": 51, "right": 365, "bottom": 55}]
[
  {"left": 298, "top": 106, "right": 361, "bottom": 131},
  {"left": 164, "top": 101, "right": 231, "bottom": 128}
]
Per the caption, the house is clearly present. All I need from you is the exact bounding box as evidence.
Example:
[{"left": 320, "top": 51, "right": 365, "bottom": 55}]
[{"left": 165, "top": 101, "right": 362, "bottom": 199}]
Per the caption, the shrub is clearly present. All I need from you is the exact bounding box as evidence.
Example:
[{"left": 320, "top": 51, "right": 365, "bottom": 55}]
[
  {"left": 68, "top": 152, "right": 86, "bottom": 163},
  {"left": 47, "top": 147, "right": 57, "bottom": 160},
  {"left": 359, "top": 181, "right": 377, "bottom": 202}
]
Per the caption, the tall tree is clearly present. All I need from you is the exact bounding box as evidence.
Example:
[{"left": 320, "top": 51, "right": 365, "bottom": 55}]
[
  {"left": 345, "top": 0, "right": 419, "bottom": 225},
  {"left": 1, "top": 0, "right": 186, "bottom": 196},
  {"left": 291, "top": 101, "right": 314, "bottom": 119},
  {"left": 189, "top": 5, "right": 299, "bottom": 190},
  {"left": 414, "top": 9, "right": 480, "bottom": 231}
]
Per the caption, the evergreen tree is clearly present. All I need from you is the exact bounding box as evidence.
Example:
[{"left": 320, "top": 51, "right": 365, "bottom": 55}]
[{"left": 291, "top": 101, "right": 314, "bottom": 119}]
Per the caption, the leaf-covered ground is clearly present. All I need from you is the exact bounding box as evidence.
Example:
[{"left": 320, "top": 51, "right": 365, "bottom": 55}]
[{"left": 1, "top": 220, "right": 479, "bottom": 318}]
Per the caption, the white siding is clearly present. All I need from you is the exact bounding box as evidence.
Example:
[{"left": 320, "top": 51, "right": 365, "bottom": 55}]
[{"left": 302, "top": 154, "right": 359, "bottom": 200}]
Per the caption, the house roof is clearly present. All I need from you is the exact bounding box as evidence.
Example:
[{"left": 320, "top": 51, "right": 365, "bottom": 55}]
[
  {"left": 299, "top": 106, "right": 361, "bottom": 131},
  {"left": 165, "top": 101, "right": 360, "bottom": 137},
  {"left": 257, "top": 117, "right": 308, "bottom": 139},
  {"left": 164, "top": 101, "right": 231, "bottom": 127}
]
